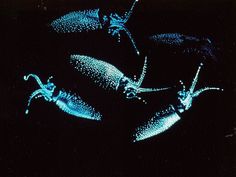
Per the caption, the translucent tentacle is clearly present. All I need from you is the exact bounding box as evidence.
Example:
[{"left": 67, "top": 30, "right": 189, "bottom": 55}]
[
  {"left": 189, "top": 63, "right": 203, "bottom": 94},
  {"left": 25, "top": 89, "right": 43, "bottom": 115},
  {"left": 24, "top": 74, "right": 45, "bottom": 90},
  {"left": 136, "top": 56, "right": 170, "bottom": 93},
  {"left": 47, "top": 76, "right": 53, "bottom": 83},
  {"left": 123, "top": 27, "right": 140, "bottom": 55},
  {"left": 177, "top": 63, "right": 223, "bottom": 111},
  {"left": 123, "top": 0, "right": 139, "bottom": 23},
  {"left": 138, "top": 87, "right": 171, "bottom": 93},
  {"left": 193, "top": 87, "right": 223, "bottom": 98},
  {"left": 137, "top": 56, "right": 147, "bottom": 87}
]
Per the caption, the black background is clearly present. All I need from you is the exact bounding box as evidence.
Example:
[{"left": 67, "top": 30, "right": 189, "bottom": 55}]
[{"left": 2, "top": 0, "right": 236, "bottom": 176}]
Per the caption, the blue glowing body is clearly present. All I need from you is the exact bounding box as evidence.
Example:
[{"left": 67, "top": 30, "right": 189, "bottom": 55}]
[
  {"left": 24, "top": 74, "right": 102, "bottom": 121},
  {"left": 51, "top": 9, "right": 102, "bottom": 33},
  {"left": 149, "top": 33, "right": 216, "bottom": 60},
  {"left": 51, "top": 0, "right": 140, "bottom": 55},
  {"left": 134, "top": 63, "right": 223, "bottom": 142},
  {"left": 134, "top": 105, "right": 181, "bottom": 142},
  {"left": 70, "top": 54, "right": 170, "bottom": 101}
]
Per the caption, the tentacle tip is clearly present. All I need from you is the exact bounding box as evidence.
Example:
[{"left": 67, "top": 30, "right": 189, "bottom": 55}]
[
  {"left": 200, "top": 62, "right": 203, "bottom": 66},
  {"left": 136, "top": 51, "right": 140, "bottom": 55},
  {"left": 140, "top": 98, "right": 147, "bottom": 104},
  {"left": 25, "top": 110, "right": 29, "bottom": 115},
  {"left": 23, "top": 75, "right": 27, "bottom": 80},
  {"left": 132, "top": 136, "right": 138, "bottom": 142},
  {"left": 221, "top": 88, "right": 224, "bottom": 91}
]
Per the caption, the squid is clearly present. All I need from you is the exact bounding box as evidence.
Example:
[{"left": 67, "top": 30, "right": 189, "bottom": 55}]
[{"left": 24, "top": 74, "right": 102, "bottom": 121}]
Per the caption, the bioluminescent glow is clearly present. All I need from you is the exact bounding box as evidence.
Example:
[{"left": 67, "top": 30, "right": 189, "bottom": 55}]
[
  {"left": 24, "top": 74, "right": 102, "bottom": 121},
  {"left": 107, "top": 0, "right": 140, "bottom": 55},
  {"left": 51, "top": 9, "right": 102, "bottom": 33},
  {"left": 50, "top": 0, "right": 140, "bottom": 55},
  {"left": 133, "top": 63, "right": 223, "bottom": 142},
  {"left": 134, "top": 105, "right": 181, "bottom": 142},
  {"left": 70, "top": 54, "right": 124, "bottom": 90},
  {"left": 149, "top": 33, "right": 216, "bottom": 60},
  {"left": 70, "top": 55, "right": 170, "bottom": 101},
  {"left": 149, "top": 33, "right": 197, "bottom": 46}
]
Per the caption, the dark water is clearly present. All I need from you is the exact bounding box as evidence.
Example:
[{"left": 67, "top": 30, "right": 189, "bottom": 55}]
[{"left": 2, "top": 0, "right": 236, "bottom": 176}]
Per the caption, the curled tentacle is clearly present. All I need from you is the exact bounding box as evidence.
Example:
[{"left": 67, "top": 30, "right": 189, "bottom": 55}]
[
  {"left": 25, "top": 89, "right": 44, "bottom": 115},
  {"left": 24, "top": 74, "right": 46, "bottom": 90},
  {"left": 24, "top": 73, "right": 102, "bottom": 121},
  {"left": 193, "top": 87, "right": 223, "bottom": 98},
  {"left": 24, "top": 74, "right": 56, "bottom": 115}
]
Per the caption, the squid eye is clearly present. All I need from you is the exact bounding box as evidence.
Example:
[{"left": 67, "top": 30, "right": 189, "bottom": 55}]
[
  {"left": 46, "top": 83, "right": 55, "bottom": 90},
  {"left": 178, "top": 91, "right": 186, "bottom": 98}
]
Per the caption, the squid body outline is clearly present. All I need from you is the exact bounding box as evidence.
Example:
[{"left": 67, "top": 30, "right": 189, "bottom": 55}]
[
  {"left": 51, "top": 0, "right": 140, "bottom": 55},
  {"left": 149, "top": 33, "right": 217, "bottom": 60},
  {"left": 133, "top": 63, "right": 223, "bottom": 142},
  {"left": 70, "top": 54, "right": 170, "bottom": 102},
  {"left": 24, "top": 74, "right": 102, "bottom": 121}
]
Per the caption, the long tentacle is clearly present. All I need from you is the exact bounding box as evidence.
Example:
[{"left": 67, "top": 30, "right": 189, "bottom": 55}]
[
  {"left": 138, "top": 87, "right": 171, "bottom": 93},
  {"left": 123, "top": 27, "right": 139, "bottom": 55},
  {"left": 47, "top": 76, "right": 53, "bottom": 83},
  {"left": 24, "top": 74, "right": 46, "bottom": 90},
  {"left": 25, "top": 89, "right": 43, "bottom": 115},
  {"left": 124, "top": 0, "right": 139, "bottom": 23},
  {"left": 189, "top": 63, "right": 203, "bottom": 94},
  {"left": 137, "top": 56, "right": 147, "bottom": 87},
  {"left": 193, "top": 87, "right": 223, "bottom": 98}
]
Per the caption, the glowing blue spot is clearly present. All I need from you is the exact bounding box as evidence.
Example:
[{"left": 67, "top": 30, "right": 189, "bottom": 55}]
[
  {"left": 24, "top": 74, "right": 102, "bottom": 121},
  {"left": 25, "top": 110, "right": 29, "bottom": 114},
  {"left": 51, "top": 9, "right": 102, "bottom": 33}
]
